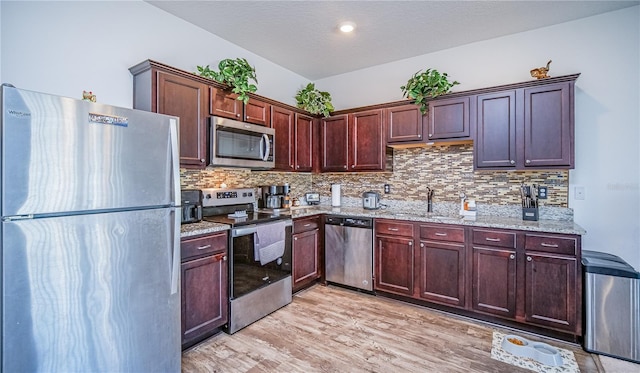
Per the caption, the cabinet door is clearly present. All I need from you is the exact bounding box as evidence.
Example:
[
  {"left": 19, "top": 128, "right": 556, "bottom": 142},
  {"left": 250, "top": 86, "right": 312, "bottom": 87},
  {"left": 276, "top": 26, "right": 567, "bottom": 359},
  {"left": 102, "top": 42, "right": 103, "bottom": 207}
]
[
  {"left": 523, "top": 82, "right": 572, "bottom": 168},
  {"left": 271, "top": 105, "right": 295, "bottom": 171},
  {"left": 294, "top": 113, "right": 314, "bottom": 172},
  {"left": 525, "top": 252, "right": 577, "bottom": 332},
  {"left": 475, "top": 91, "right": 517, "bottom": 169},
  {"left": 292, "top": 229, "right": 320, "bottom": 291},
  {"left": 419, "top": 240, "right": 465, "bottom": 307},
  {"left": 386, "top": 104, "right": 424, "bottom": 143},
  {"left": 472, "top": 246, "right": 517, "bottom": 318},
  {"left": 349, "top": 109, "right": 385, "bottom": 171},
  {"left": 244, "top": 98, "right": 270, "bottom": 126},
  {"left": 375, "top": 235, "right": 414, "bottom": 296},
  {"left": 427, "top": 96, "right": 470, "bottom": 140},
  {"left": 210, "top": 86, "right": 243, "bottom": 120},
  {"left": 321, "top": 114, "right": 349, "bottom": 172},
  {"left": 181, "top": 252, "right": 228, "bottom": 347},
  {"left": 157, "top": 71, "right": 208, "bottom": 168}
]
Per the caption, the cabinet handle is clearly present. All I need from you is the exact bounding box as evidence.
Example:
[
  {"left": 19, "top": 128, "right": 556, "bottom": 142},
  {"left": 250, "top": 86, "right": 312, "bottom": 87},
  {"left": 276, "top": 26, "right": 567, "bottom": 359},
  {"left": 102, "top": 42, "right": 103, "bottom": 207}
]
[
  {"left": 526, "top": 160, "right": 531, "bottom": 164},
  {"left": 294, "top": 237, "right": 298, "bottom": 241},
  {"left": 540, "top": 242, "right": 559, "bottom": 248},
  {"left": 510, "top": 160, "right": 515, "bottom": 165},
  {"left": 435, "top": 232, "right": 447, "bottom": 236},
  {"left": 485, "top": 237, "right": 501, "bottom": 242},
  {"left": 223, "top": 255, "right": 227, "bottom": 261},
  {"left": 296, "top": 165, "right": 300, "bottom": 169},
  {"left": 527, "top": 256, "right": 532, "bottom": 262},
  {"left": 418, "top": 134, "right": 421, "bottom": 138},
  {"left": 420, "top": 243, "right": 425, "bottom": 248},
  {"left": 408, "top": 241, "right": 413, "bottom": 246},
  {"left": 290, "top": 164, "right": 294, "bottom": 168},
  {"left": 236, "top": 114, "right": 240, "bottom": 118},
  {"left": 246, "top": 115, "right": 251, "bottom": 119},
  {"left": 200, "top": 158, "right": 205, "bottom": 163},
  {"left": 428, "top": 133, "right": 433, "bottom": 137},
  {"left": 213, "top": 253, "right": 226, "bottom": 261},
  {"left": 197, "top": 244, "right": 212, "bottom": 250},
  {"left": 388, "top": 227, "right": 399, "bottom": 231},
  {"left": 343, "top": 165, "right": 347, "bottom": 169},
  {"left": 303, "top": 223, "right": 311, "bottom": 227},
  {"left": 509, "top": 254, "right": 515, "bottom": 260}
]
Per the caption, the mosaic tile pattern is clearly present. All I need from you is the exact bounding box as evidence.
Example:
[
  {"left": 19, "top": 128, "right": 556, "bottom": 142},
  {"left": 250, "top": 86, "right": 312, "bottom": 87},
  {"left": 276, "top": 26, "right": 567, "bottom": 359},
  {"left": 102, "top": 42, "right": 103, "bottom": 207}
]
[{"left": 180, "top": 143, "right": 569, "bottom": 209}]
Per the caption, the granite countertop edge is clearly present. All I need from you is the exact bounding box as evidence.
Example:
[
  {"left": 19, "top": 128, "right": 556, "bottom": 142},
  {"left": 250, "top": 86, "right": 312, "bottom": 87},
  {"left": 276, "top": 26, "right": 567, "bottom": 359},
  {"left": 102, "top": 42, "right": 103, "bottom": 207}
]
[
  {"left": 290, "top": 206, "right": 587, "bottom": 236},
  {"left": 180, "top": 221, "right": 231, "bottom": 238}
]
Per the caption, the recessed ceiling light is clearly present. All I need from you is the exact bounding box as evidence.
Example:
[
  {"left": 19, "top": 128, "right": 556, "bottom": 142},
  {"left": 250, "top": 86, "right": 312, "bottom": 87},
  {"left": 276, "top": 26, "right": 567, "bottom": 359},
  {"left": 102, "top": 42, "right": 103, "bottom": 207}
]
[{"left": 339, "top": 22, "right": 356, "bottom": 33}]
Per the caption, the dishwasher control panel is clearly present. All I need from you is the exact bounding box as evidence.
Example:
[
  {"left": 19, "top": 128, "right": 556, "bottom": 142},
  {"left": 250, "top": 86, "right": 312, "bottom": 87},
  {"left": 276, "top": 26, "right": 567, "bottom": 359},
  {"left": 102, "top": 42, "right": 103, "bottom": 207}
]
[{"left": 325, "top": 216, "right": 373, "bottom": 228}]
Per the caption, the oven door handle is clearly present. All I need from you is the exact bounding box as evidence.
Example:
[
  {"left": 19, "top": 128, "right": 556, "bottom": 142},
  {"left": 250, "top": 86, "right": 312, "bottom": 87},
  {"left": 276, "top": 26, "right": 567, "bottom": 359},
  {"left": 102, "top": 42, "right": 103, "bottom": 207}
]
[{"left": 232, "top": 225, "right": 258, "bottom": 238}]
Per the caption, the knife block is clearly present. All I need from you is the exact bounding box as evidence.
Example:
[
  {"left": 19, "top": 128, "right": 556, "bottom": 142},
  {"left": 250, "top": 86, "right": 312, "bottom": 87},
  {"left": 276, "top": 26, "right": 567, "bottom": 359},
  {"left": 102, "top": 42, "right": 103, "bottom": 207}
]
[{"left": 522, "top": 207, "right": 539, "bottom": 221}]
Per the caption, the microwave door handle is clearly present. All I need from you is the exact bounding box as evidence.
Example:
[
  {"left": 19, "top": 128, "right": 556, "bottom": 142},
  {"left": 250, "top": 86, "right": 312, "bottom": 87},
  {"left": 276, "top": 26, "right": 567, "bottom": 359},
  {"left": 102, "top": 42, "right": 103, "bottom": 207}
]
[{"left": 261, "top": 133, "right": 270, "bottom": 161}]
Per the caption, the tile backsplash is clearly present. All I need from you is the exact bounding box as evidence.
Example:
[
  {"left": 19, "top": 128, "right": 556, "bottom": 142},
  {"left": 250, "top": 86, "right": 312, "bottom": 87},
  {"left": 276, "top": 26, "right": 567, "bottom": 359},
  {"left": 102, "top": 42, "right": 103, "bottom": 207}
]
[{"left": 181, "top": 144, "right": 568, "bottom": 208}]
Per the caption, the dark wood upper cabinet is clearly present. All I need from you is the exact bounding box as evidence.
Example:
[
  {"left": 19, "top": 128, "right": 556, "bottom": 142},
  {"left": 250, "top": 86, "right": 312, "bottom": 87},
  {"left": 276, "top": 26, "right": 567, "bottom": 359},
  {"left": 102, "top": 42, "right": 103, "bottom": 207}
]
[
  {"left": 386, "top": 104, "right": 424, "bottom": 143},
  {"left": 349, "top": 109, "right": 385, "bottom": 171},
  {"left": 475, "top": 90, "right": 517, "bottom": 168},
  {"left": 321, "top": 114, "right": 350, "bottom": 172},
  {"left": 210, "top": 86, "right": 243, "bottom": 120},
  {"left": 321, "top": 110, "right": 385, "bottom": 172},
  {"left": 475, "top": 78, "right": 576, "bottom": 170},
  {"left": 294, "top": 113, "right": 315, "bottom": 172},
  {"left": 271, "top": 105, "right": 295, "bottom": 171},
  {"left": 523, "top": 82, "right": 573, "bottom": 168},
  {"left": 244, "top": 97, "right": 271, "bottom": 126},
  {"left": 427, "top": 96, "right": 471, "bottom": 140},
  {"left": 130, "top": 62, "right": 208, "bottom": 169}
]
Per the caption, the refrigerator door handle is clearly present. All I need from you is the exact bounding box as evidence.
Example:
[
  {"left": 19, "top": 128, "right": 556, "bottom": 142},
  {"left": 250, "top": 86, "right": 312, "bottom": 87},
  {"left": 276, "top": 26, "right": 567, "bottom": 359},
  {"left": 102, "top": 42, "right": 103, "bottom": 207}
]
[
  {"left": 169, "top": 118, "right": 180, "bottom": 206},
  {"left": 171, "top": 209, "right": 180, "bottom": 295}
]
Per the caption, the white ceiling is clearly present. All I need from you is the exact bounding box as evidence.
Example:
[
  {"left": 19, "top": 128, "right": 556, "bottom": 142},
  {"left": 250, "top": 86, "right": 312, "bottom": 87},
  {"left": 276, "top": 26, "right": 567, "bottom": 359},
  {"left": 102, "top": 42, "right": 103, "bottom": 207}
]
[{"left": 147, "top": 0, "right": 639, "bottom": 80}]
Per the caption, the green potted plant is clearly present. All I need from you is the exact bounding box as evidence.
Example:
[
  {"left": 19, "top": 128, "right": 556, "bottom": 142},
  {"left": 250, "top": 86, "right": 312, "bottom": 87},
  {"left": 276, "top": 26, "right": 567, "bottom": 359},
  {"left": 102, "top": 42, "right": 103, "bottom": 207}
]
[
  {"left": 295, "top": 83, "right": 335, "bottom": 117},
  {"left": 400, "top": 69, "right": 459, "bottom": 114},
  {"left": 196, "top": 58, "right": 258, "bottom": 104}
]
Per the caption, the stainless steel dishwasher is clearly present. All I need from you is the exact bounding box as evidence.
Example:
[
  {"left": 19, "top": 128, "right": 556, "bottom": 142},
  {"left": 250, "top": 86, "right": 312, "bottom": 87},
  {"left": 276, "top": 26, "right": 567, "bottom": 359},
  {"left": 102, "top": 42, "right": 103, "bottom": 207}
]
[{"left": 324, "top": 215, "right": 374, "bottom": 292}]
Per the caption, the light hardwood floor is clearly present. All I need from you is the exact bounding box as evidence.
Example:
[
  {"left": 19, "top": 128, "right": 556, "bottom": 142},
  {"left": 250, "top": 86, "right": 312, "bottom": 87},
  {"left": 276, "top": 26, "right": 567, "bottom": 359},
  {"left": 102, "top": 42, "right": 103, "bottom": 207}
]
[{"left": 182, "top": 285, "right": 601, "bottom": 372}]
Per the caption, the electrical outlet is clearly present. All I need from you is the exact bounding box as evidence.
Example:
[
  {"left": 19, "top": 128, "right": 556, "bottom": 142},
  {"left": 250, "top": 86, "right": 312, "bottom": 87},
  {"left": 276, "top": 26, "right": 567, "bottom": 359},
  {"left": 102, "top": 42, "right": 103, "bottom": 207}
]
[
  {"left": 538, "top": 186, "right": 548, "bottom": 199},
  {"left": 384, "top": 184, "right": 391, "bottom": 194},
  {"left": 574, "top": 186, "right": 586, "bottom": 200}
]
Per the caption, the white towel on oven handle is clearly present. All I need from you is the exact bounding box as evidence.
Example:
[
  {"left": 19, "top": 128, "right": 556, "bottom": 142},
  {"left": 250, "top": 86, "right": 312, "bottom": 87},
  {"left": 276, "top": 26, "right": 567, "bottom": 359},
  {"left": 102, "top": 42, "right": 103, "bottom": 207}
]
[{"left": 254, "top": 220, "right": 286, "bottom": 265}]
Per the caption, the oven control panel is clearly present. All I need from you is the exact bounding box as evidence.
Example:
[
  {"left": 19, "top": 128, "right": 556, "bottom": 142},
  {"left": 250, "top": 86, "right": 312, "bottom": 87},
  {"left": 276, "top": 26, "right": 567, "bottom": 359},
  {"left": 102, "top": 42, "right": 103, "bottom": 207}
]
[{"left": 201, "top": 188, "right": 255, "bottom": 207}]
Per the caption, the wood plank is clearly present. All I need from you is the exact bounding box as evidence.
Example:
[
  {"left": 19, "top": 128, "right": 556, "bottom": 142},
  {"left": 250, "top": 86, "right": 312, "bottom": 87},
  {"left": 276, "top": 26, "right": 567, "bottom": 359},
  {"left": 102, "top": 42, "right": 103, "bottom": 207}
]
[{"left": 182, "top": 285, "right": 599, "bottom": 372}]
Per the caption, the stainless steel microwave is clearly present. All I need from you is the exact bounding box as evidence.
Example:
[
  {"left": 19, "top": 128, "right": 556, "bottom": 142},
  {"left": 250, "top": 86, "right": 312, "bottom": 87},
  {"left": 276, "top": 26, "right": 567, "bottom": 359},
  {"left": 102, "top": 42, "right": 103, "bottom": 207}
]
[{"left": 210, "top": 116, "right": 275, "bottom": 169}]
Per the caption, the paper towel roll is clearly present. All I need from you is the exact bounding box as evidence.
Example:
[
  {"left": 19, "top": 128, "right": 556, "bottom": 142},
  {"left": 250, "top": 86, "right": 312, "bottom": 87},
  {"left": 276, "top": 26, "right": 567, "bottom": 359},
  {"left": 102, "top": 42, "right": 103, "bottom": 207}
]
[{"left": 331, "top": 184, "right": 341, "bottom": 207}]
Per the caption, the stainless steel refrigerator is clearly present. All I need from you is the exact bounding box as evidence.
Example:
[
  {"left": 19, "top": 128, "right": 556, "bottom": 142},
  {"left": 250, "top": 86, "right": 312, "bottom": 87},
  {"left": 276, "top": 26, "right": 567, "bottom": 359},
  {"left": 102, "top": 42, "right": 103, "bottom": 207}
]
[{"left": 1, "top": 85, "right": 181, "bottom": 372}]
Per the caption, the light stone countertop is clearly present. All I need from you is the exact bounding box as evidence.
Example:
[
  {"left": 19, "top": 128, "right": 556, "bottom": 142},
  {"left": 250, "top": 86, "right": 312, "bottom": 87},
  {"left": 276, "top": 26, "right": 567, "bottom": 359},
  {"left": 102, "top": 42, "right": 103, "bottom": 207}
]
[
  {"left": 180, "top": 220, "right": 230, "bottom": 238},
  {"left": 289, "top": 205, "right": 587, "bottom": 236}
]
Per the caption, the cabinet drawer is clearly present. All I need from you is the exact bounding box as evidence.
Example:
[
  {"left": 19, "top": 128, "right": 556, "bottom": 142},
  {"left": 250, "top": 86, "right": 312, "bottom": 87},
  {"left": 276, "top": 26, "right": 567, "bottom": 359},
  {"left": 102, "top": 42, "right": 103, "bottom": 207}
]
[
  {"left": 472, "top": 229, "right": 516, "bottom": 249},
  {"left": 524, "top": 233, "right": 577, "bottom": 255},
  {"left": 294, "top": 216, "right": 320, "bottom": 233},
  {"left": 376, "top": 220, "right": 414, "bottom": 237},
  {"left": 420, "top": 225, "right": 464, "bottom": 243},
  {"left": 181, "top": 232, "right": 227, "bottom": 260}
]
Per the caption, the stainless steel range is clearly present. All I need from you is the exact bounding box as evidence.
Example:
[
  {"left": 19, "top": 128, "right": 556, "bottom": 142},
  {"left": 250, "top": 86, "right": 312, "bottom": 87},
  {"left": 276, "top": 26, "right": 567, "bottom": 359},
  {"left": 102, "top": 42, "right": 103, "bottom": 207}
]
[{"left": 201, "top": 188, "right": 292, "bottom": 334}]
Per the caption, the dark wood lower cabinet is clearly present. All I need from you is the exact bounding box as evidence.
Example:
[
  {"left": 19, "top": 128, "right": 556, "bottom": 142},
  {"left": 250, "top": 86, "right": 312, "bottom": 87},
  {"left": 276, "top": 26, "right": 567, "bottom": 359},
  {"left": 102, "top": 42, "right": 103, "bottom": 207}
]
[
  {"left": 181, "top": 232, "right": 228, "bottom": 349},
  {"left": 375, "top": 235, "right": 414, "bottom": 296},
  {"left": 373, "top": 221, "right": 582, "bottom": 339},
  {"left": 293, "top": 216, "right": 322, "bottom": 292},
  {"left": 525, "top": 252, "right": 577, "bottom": 332},
  {"left": 419, "top": 240, "right": 465, "bottom": 307},
  {"left": 472, "top": 246, "right": 517, "bottom": 318}
]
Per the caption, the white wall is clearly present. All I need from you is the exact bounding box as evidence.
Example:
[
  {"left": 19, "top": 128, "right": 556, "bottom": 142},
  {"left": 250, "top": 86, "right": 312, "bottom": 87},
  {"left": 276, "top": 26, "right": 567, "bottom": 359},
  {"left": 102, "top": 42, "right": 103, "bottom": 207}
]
[
  {"left": 0, "top": 0, "right": 307, "bottom": 108},
  {"left": 318, "top": 6, "right": 640, "bottom": 270}
]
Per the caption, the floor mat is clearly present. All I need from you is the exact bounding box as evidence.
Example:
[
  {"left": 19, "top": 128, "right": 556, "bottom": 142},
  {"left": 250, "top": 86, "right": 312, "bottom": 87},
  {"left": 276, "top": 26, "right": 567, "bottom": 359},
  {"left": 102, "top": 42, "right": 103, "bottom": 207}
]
[{"left": 490, "top": 331, "right": 580, "bottom": 373}]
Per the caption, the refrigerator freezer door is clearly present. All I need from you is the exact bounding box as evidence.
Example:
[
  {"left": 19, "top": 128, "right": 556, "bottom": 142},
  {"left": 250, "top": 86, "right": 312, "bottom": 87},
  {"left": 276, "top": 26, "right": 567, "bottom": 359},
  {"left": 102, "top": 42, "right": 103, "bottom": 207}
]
[
  {"left": 1, "top": 86, "right": 180, "bottom": 216},
  {"left": 1, "top": 208, "right": 181, "bottom": 372}
]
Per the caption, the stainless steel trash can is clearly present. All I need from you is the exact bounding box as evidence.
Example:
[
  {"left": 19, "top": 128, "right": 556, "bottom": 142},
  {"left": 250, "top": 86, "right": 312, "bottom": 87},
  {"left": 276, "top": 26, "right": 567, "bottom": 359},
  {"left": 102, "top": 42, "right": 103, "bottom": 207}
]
[{"left": 582, "top": 252, "right": 640, "bottom": 363}]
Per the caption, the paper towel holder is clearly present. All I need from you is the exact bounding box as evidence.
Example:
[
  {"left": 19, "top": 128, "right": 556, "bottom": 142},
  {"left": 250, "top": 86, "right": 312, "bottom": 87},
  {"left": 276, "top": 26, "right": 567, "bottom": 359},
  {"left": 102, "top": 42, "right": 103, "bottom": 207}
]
[{"left": 331, "top": 183, "right": 341, "bottom": 207}]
